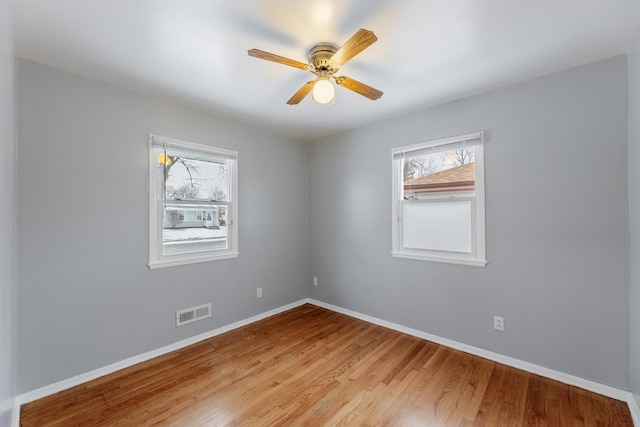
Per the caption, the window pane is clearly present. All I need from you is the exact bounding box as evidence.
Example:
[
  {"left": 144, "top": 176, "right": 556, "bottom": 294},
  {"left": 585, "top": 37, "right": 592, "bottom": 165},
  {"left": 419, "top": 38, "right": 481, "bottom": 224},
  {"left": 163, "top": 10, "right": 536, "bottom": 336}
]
[
  {"left": 161, "top": 148, "right": 229, "bottom": 202},
  {"left": 162, "top": 203, "right": 228, "bottom": 256},
  {"left": 403, "top": 201, "right": 472, "bottom": 253},
  {"left": 403, "top": 146, "right": 475, "bottom": 199}
]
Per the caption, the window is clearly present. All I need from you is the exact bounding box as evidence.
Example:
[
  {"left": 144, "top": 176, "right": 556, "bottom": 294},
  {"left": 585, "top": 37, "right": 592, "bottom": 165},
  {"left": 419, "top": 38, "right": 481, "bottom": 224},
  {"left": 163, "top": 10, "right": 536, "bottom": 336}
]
[
  {"left": 149, "top": 134, "right": 238, "bottom": 269},
  {"left": 391, "top": 132, "right": 486, "bottom": 267}
]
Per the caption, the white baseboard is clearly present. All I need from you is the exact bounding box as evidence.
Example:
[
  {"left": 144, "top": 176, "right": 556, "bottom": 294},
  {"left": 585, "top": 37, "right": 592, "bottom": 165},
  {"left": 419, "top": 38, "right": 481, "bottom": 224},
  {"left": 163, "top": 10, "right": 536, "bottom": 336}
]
[
  {"left": 11, "top": 401, "right": 19, "bottom": 427},
  {"left": 629, "top": 394, "right": 640, "bottom": 426},
  {"left": 13, "top": 299, "right": 308, "bottom": 417},
  {"left": 307, "top": 299, "right": 638, "bottom": 425},
  {"left": 12, "top": 297, "right": 639, "bottom": 427}
]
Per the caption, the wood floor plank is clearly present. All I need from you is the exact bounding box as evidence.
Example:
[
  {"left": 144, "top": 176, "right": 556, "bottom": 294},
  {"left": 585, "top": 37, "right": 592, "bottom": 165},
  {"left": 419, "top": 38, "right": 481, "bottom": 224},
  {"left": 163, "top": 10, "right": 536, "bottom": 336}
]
[{"left": 20, "top": 304, "right": 633, "bottom": 426}]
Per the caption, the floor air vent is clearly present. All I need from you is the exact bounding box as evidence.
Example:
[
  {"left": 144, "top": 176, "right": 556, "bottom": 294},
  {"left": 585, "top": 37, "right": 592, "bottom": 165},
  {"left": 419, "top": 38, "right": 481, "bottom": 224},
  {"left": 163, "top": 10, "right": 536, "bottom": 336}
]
[{"left": 176, "top": 303, "right": 211, "bottom": 327}]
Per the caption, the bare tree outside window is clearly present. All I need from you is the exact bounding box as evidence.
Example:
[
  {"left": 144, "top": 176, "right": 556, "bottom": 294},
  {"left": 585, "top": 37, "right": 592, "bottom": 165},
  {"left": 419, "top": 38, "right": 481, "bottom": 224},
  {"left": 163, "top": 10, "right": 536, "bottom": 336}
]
[
  {"left": 210, "top": 186, "right": 227, "bottom": 202},
  {"left": 161, "top": 155, "right": 197, "bottom": 185},
  {"left": 447, "top": 147, "right": 475, "bottom": 167},
  {"left": 168, "top": 183, "right": 200, "bottom": 200},
  {"left": 404, "top": 157, "right": 437, "bottom": 180},
  {"left": 167, "top": 211, "right": 182, "bottom": 228},
  {"left": 160, "top": 154, "right": 228, "bottom": 201},
  {"left": 404, "top": 147, "right": 475, "bottom": 182}
]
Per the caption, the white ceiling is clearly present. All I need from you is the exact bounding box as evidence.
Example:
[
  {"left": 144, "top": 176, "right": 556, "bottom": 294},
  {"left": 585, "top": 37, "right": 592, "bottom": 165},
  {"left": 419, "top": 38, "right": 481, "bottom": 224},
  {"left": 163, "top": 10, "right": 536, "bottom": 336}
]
[{"left": 14, "top": 0, "right": 640, "bottom": 141}]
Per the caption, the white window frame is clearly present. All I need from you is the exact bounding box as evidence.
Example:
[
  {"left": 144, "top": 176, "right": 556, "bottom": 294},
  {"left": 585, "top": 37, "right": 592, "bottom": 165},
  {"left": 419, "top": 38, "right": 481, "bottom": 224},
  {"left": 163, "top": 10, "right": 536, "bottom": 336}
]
[
  {"left": 148, "top": 134, "right": 238, "bottom": 269},
  {"left": 391, "top": 132, "right": 486, "bottom": 267}
]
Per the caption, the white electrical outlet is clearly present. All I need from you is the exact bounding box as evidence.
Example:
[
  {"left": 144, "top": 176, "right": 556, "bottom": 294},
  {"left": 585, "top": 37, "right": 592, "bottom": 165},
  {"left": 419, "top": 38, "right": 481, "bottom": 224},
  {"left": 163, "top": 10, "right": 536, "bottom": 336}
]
[
  {"left": 313, "top": 277, "right": 318, "bottom": 286},
  {"left": 494, "top": 316, "right": 504, "bottom": 331},
  {"left": 257, "top": 288, "right": 262, "bottom": 298}
]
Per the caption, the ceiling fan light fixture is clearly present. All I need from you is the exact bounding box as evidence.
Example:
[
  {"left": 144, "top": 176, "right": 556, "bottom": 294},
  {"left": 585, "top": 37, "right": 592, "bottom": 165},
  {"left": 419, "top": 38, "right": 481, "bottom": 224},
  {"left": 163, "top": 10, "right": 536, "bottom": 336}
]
[{"left": 313, "top": 78, "right": 334, "bottom": 104}]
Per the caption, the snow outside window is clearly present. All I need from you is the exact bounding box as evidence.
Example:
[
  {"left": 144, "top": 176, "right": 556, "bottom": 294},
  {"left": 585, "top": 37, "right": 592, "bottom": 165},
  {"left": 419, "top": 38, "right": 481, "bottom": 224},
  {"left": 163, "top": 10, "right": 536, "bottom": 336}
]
[
  {"left": 391, "top": 132, "right": 486, "bottom": 267},
  {"left": 148, "top": 135, "right": 238, "bottom": 269}
]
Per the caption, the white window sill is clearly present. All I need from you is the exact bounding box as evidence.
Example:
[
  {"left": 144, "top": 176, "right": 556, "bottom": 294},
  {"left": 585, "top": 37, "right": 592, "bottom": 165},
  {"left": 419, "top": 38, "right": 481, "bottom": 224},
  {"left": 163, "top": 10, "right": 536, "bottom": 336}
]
[
  {"left": 391, "top": 251, "right": 487, "bottom": 267},
  {"left": 149, "top": 251, "right": 239, "bottom": 270}
]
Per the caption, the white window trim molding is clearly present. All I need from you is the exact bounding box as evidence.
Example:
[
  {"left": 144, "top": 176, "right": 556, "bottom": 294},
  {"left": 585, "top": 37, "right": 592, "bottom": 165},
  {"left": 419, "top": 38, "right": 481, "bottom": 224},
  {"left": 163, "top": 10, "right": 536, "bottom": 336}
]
[
  {"left": 391, "top": 131, "right": 486, "bottom": 267},
  {"left": 148, "top": 134, "right": 238, "bottom": 269}
]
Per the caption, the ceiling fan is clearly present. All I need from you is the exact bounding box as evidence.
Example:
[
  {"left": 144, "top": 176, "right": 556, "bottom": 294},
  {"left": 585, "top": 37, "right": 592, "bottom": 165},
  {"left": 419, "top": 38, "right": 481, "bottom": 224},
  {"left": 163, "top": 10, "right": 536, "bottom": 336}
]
[{"left": 248, "top": 28, "right": 383, "bottom": 105}]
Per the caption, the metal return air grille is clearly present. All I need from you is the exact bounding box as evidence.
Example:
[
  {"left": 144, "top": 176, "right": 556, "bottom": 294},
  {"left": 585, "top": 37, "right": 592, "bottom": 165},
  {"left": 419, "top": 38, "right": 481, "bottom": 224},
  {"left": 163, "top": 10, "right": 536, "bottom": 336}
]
[{"left": 176, "top": 303, "right": 211, "bottom": 327}]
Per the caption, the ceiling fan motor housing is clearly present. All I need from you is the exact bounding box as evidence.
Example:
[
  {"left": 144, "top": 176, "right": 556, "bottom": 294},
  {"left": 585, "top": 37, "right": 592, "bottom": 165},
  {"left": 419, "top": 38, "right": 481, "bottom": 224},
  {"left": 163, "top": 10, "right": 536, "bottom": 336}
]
[{"left": 307, "top": 43, "right": 340, "bottom": 74}]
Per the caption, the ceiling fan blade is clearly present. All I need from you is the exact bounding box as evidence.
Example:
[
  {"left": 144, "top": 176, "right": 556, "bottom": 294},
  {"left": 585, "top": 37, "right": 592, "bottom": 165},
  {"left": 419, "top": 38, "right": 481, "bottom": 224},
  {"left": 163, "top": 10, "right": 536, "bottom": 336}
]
[
  {"left": 334, "top": 76, "right": 383, "bottom": 100},
  {"left": 330, "top": 29, "right": 377, "bottom": 67},
  {"left": 248, "top": 49, "right": 310, "bottom": 70},
  {"left": 287, "top": 81, "right": 315, "bottom": 105}
]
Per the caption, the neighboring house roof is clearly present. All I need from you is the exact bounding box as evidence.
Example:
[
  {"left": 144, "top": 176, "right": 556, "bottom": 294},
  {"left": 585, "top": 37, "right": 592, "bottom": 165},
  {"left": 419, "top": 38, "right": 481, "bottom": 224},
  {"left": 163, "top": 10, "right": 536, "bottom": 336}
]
[{"left": 404, "top": 162, "right": 475, "bottom": 193}]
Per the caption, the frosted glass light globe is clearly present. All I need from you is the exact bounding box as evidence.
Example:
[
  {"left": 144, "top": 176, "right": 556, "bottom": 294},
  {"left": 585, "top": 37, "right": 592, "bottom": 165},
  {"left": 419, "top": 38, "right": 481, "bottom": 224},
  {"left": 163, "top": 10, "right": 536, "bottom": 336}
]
[{"left": 313, "top": 79, "right": 335, "bottom": 104}]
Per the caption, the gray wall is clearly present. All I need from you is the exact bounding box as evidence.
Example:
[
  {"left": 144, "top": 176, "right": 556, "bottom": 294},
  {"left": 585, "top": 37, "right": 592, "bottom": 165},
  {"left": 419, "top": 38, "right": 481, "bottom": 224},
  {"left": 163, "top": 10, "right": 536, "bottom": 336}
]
[
  {"left": 308, "top": 56, "right": 630, "bottom": 389},
  {"left": 630, "top": 39, "right": 640, "bottom": 406},
  {"left": 0, "top": 0, "right": 16, "bottom": 424},
  {"left": 17, "top": 60, "right": 309, "bottom": 393}
]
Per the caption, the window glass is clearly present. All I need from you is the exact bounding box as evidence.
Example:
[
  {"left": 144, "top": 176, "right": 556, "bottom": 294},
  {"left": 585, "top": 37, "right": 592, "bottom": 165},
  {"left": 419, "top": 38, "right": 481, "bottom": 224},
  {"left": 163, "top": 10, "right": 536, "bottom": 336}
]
[
  {"left": 402, "top": 146, "right": 475, "bottom": 200},
  {"left": 402, "top": 200, "right": 472, "bottom": 253},
  {"left": 162, "top": 148, "right": 229, "bottom": 202}
]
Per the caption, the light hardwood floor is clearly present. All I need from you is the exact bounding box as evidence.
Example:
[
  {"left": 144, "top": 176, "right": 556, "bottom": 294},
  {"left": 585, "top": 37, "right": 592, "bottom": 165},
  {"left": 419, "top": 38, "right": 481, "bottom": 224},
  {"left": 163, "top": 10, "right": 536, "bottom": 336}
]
[{"left": 21, "top": 304, "right": 633, "bottom": 426}]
